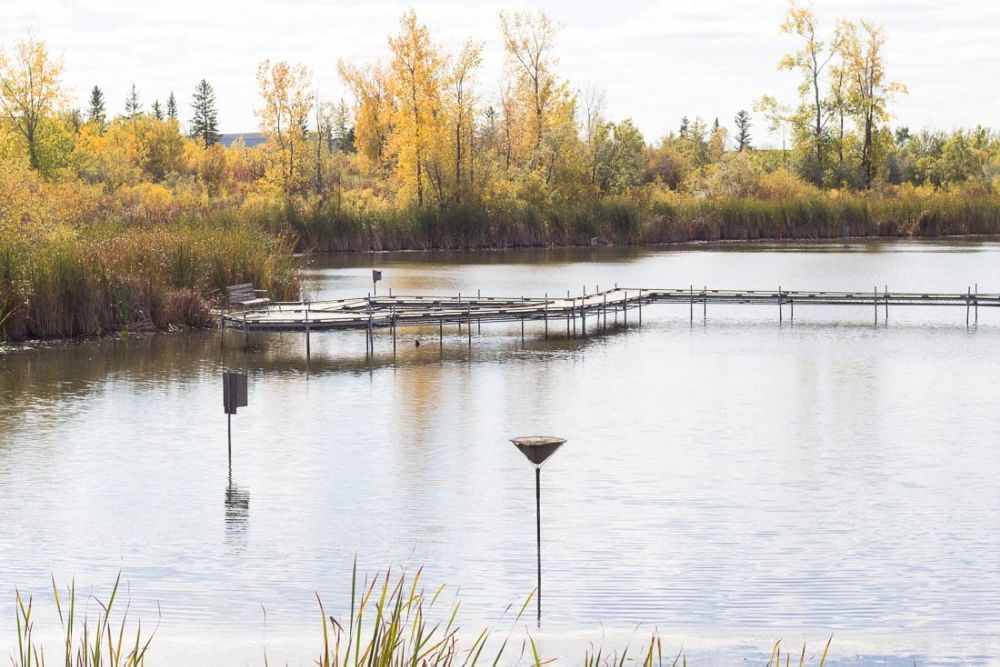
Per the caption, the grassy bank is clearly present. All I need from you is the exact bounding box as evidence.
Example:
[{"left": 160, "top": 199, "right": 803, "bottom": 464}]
[
  {"left": 282, "top": 191, "right": 1000, "bottom": 251},
  {"left": 0, "top": 221, "right": 298, "bottom": 341},
  {"left": 4, "top": 160, "right": 999, "bottom": 343},
  {"left": 11, "top": 569, "right": 833, "bottom": 667}
]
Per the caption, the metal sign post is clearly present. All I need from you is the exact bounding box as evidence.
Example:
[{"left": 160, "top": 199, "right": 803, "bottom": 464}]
[
  {"left": 372, "top": 269, "right": 382, "bottom": 296},
  {"left": 223, "top": 370, "right": 248, "bottom": 467},
  {"left": 509, "top": 435, "right": 567, "bottom": 627}
]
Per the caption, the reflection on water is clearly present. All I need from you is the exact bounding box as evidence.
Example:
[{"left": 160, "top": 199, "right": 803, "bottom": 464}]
[
  {"left": 3, "top": 242, "right": 1000, "bottom": 666},
  {"left": 225, "top": 476, "right": 250, "bottom": 545}
]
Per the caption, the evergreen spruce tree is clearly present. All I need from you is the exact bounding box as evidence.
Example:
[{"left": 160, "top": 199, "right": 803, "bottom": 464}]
[
  {"left": 125, "top": 84, "right": 142, "bottom": 118},
  {"left": 87, "top": 85, "right": 106, "bottom": 126},
  {"left": 166, "top": 92, "right": 178, "bottom": 120},
  {"left": 152, "top": 99, "right": 163, "bottom": 120},
  {"left": 189, "top": 79, "right": 221, "bottom": 147},
  {"left": 734, "top": 110, "right": 752, "bottom": 152},
  {"left": 679, "top": 116, "right": 690, "bottom": 139},
  {"left": 332, "top": 100, "right": 355, "bottom": 152}
]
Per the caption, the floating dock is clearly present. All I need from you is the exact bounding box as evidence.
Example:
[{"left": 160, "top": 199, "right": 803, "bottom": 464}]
[{"left": 223, "top": 285, "right": 995, "bottom": 352}]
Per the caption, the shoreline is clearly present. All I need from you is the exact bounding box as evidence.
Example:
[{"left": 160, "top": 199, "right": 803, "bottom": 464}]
[
  {"left": 294, "top": 232, "right": 1000, "bottom": 257},
  {"left": 4, "top": 234, "right": 999, "bottom": 346}
]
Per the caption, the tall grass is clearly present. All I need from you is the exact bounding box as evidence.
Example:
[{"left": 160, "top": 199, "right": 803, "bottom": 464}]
[
  {"left": 264, "top": 191, "right": 1000, "bottom": 251},
  {"left": 0, "top": 222, "right": 300, "bottom": 341},
  {"left": 13, "top": 574, "right": 155, "bottom": 667},
  {"left": 312, "top": 561, "right": 535, "bottom": 666},
  {"left": 12, "top": 569, "right": 837, "bottom": 666}
]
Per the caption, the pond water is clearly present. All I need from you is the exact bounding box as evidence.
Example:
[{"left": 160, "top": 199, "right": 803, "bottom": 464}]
[{"left": 2, "top": 241, "right": 1000, "bottom": 665}]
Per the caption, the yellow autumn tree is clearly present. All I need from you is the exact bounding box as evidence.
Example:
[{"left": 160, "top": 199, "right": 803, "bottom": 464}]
[
  {"left": 838, "top": 20, "right": 906, "bottom": 187},
  {"left": 385, "top": 10, "right": 447, "bottom": 208},
  {"left": 0, "top": 34, "right": 65, "bottom": 171},
  {"left": 338, "top": 61, "right": 391, "bottom": 174},
  {"left": 498, "top": 10, "right": 578, "bottom": 188},
  {"left": 256, "top": 59, "right": 313, "bottom": 194},
  {"left": 446, "top": 39, "right": 483, "bottom": 204}
]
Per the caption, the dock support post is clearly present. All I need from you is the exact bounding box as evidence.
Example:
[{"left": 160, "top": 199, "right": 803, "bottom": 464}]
[
  {"left": 885, "top": 285, "right": 889, "bottom": 325},
  {"left": 975, "top": 283, "right": 979, "bottom": 325},
  {"left": 544, "top": 293, "right": 549, "bottom": 339},
  {"left": 572, "top": 299, "right": 577, "bottom": 338},
  {"left": 522, "top": 297, "right": 526, "bottom": 345},
  {"left": 582, "top": 295, "right": 587, "bottom": 337},
  {"left": 439, "top": 318, "right": 443, "bottom": 352},
  {"left": 703, "top": 286, "right": 707, "bottom": 322},
  {"left": 478, "top": 289, "right": 481, "bottom": 333},
  {"left": 874, "top": 286, "right": 878, "bottom": 326},
  {"left": 392, "top": 305, "right": 397, "bottom": 358},
  {"left": 624, "top": 291, "right": 628, "bottom": 327},
  {"left": 689, "top": 285, "right": 693, "bottom": 325},
  {"left": 638, "top": 289, "right": 642, "bottom": 326},
  {"left": 790, "top": 298, "right": 794, "bottom": 323},
  {"left": 967, "top": 286, "right": 971, "bottom": 328},
  {"left": 305, "top": 305, "right": 311, "bottom": 359},
  {"left": 468, "top": 308, "right": 472, "bottom": 349},
  {"left": 778, "top": 286, "right": 783, "bottom": 324},
  {"left": 603, "top": 293, "right": 607, "bottom": 331}
]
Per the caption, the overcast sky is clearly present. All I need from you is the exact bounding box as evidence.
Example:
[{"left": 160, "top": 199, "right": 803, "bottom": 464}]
[{"left": 1, "top": 0, "right": 997, "bottom": 144}]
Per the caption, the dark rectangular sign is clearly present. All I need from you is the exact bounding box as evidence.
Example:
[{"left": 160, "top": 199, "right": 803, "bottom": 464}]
[{"left": 223, "top": 371, "right": 248, "bottom": 414}]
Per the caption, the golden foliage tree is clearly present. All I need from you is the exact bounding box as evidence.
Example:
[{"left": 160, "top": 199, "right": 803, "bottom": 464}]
[
  {"left": 0, "top": 34, "right": 65, "bottom": 171},
  {"left": 338, "top": 61, "right": 391, "bottom": 174},
  {"left": 386, "top": 10, "right": 447, "bottom": 207},
  {"left": 838, "top": 20, "right": 906, "bottom": 186},
  {"left": 499, "top": 10, "right": 577, "bottom": 186},
  {"left": 778, "top": 1, "right": 836, "bottom": 177},
  {"left": 256, "top": 59, "right": 313, "bottom": 193}
]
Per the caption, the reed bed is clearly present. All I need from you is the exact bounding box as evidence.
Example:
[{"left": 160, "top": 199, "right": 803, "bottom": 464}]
[
  {"left": 0, "top": 222, "right": 299, "bottom": 342},
  {"left": 273, "top": 192, "right": 1000, "bottom": 252}
]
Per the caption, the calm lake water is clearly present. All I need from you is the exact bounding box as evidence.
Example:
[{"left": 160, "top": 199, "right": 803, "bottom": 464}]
[{"left": 3, "top": 241, "right": 1000, "bottom": 665}]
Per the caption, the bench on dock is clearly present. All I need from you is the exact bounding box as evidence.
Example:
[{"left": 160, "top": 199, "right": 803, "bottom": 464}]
[{"left": 226, "top": 283, "right": 271, "bottom": 310}]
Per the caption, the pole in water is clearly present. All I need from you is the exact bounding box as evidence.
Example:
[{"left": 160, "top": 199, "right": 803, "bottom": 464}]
[
  {"left": 227, "top": 412, "right": 231, "bottom": 467},
  {"left": 874, "top": 285, "right": 878, "bottom": 326},
  {"left": 638, "top": 289, "right": 642, "bottom": 326},
  {"left": 703, "top": 286, "right": 707, "bottom": 322},
  {"left": 778, "top": 285, "right": 783, "bottom": 324},
  {"left": 689, "top": 285, "right": 693, "bottom": 325},
  {"left": 509, "top": 436, "right": 566, "bottom": 627},
  {"left": 884, "top": 285, "right": 889, "bottom": 325},
  {"left": 975, "top": 283, "right": 979, "bottom": 325},
  {"left": 305, "top": 306, "right": 311, "bottom": 359},
  {"left": 544, "top": 293, "right": 549, "bottom": 339},
  {"left": 624, "top": 291, "right": 629, "bottom": 327},
  {"left": 967, "top": 286, "right": 971, "bottom": 328}
]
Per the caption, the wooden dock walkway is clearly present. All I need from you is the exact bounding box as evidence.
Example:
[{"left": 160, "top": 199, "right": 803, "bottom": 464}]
[{"left": 223, "top": 285, "right": 996, "bottom": 352}]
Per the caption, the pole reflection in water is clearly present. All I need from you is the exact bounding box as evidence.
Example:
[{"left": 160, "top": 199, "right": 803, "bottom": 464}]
[{"left": 225, "top": 472, "right": 250, "bottom": 546}]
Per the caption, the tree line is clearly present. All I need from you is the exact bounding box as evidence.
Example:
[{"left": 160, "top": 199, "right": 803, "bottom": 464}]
[{"left": 1, "top": 3, "right": 998, "bottom": 219}]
